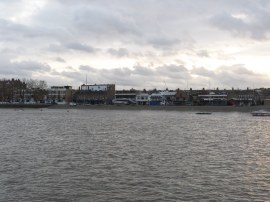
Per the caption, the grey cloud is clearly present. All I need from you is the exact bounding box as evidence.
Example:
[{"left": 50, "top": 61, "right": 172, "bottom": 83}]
[
  {"left": 148, "top": 37, "right": 181, "bottom": 49},
  {"left": 65, "top": 42, "right": 97, "bottom": 53},
  {"left": 133, "top": 66, "right": 155, "bottom": 76},
  {"left": 210, "top": 5, "right": 270, "bottom": 40},
  {"left": 48, "top": 43, "right": 98, "bottom": 53},
  {"left": 79, "top": 65, "right": 96, "bottom": 72},
  {"left": 73, "top": 6, "right": 140, "bottom": 36},
  {"left": 50, "top": 69, "right": 86, "bottom": 86},
  {"left": 54, "top": 64, "right": 192, "bottom": 89},
  {"left": 1, "top": 0, "right": 270, "bottom": 89},
  {"left": 0, "top": 55, "right": 51, "bottom": 77},
  {"left": 13, "top": 61, "right": 50, "bottom": 72},
  {"left": 191, "top": 67, "right": 216, "bottom": 77},
  {"left": 233, "top": 67, "right": 255, "bottom": 75},
  {"left": 65, "top": 66, "right": 76, "bottom": 71},
  {"left": 48, "top": 44, "right": 65, "bottom": 52},
  {"left": 107, "top": 48, "right": 129, "bottom": 57},
  {"left": 0, "top": 19, "right": 27, "bottom": 41},
  {"left": 191, "top": 65, "right": 269, "bottom": 89},
  {"left": 197, "top": 50, "right": 210, "bottom": 57},
  {"left": 108, "top": 67, "right": 132, "bottom": 77},
  {"left": 210, "top": 12, "right": 253, "bottom": 37},
  {"left": 55, "top": 57, "right": 66, "bottom": 63},
  {"left": 0, "top": 18, "right": 67, "bottom": 42},
  {"left": 217, "top": 64, "right": 257, "bottom": 76},
  {"left": 157, "top": 65, "right": 190, "bottom": 80},
  {"left": 0, "top": 0, "right": 19, "bottom": 3},
  {"left": 102, "top": 64, "right": 191, "bottom": 87},
  {"left": 51, "top": 65, "right": 98, "bottom": 85},
  {"left": 48, "top": 63, "right": 270, "bottom": 90}
]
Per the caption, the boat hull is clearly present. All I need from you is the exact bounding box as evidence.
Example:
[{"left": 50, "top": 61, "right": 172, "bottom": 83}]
[{"left": 251, "top": 110, "right": 270, "bottom": 116}]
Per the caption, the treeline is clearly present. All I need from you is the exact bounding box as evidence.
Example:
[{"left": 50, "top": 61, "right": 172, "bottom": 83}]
[{"left": 0, "top": 78, "right": 48, "bottom": 103}]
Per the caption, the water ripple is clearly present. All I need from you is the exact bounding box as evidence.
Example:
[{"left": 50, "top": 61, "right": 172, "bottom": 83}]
[{"left": 0, "top": 109, "right": 269, "bottom": 201}]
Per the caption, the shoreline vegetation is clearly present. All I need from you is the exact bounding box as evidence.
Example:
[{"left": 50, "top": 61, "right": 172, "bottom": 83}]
[{"left": 1, "top": 103, "right": 269, "bottom": 112}]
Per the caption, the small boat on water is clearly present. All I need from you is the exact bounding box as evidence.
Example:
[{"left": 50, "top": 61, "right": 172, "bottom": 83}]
[
  {"left": 196, "top": 112, "right": 212, "bottom": 115},
  {"left": 112, "top": 98, "right": 136, "bottom": 105},
  {"left": 251, "top": 110, "right": 270, "bottom": 116}
]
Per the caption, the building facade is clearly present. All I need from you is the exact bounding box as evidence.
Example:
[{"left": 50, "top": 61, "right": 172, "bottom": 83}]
[
  {"left": 75, "top": 84, "right": 115, "bottom": 104},
  {"left": 136, "top": 92, "right": 149, "bottom": 105},
  {"left": 46, "top": 86, "right": 73, "bottom": 104},
  {"left": 198, "top": 92, "right": 228, "bottom": 106},
  {"left": 227, "top": 89, "right": 262, "bottom": 106}
]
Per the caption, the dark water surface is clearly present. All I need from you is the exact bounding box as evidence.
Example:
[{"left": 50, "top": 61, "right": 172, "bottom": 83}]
[{"left": 0, "top": 109, "right": 269, "bottom": 201}]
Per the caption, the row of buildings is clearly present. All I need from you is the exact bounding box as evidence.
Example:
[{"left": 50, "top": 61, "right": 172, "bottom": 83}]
[
  {"left": 113, "top": 87, "right": 270, "bottom": 106},
  {"left": 2, "top": 80, "right": 270, "bottom": 106}
]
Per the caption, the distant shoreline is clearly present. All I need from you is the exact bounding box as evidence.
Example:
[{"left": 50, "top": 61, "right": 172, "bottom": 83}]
[
  {"left": 0, "top": 104, "right": 52, "bottom": 108},
  {"left": 1, "top": 103, "right": 269, "bottom": 112},
  {"left": 50, "top": 104, "right": 270, "bottom": 112}
]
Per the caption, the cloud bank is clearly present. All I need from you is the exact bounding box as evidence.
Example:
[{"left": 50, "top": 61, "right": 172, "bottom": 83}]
[{"left": 0, "top": 0, "right": 269, "bottom": 89}]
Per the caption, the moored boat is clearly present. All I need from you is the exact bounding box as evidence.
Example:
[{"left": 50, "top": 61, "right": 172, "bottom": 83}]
[
  {"left": 112, "top": 98, "right": 136, "bottom": 105},
  {"left": 251, "top": 110, "right": 270, "bottom": 116}
]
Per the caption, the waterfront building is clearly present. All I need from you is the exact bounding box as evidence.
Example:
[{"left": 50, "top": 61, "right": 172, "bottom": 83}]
[
  {"left": 198, "top": 92, "right": 228, "bottom": 106},
  {"left": 149, "top": 92, "right": 164, "bottom": 105},
  {"left": 20, "top": 89, "right": 36, "bottom": 104},
  {"left": 75, "top": 84, "right": 115, "bottom": 105},
  {"left": 115, "top": 89, "right": 137, "bottom": 102},
  {"left": 160, "top": 91, "right": 176, "bottom": 105},
  {"left": 148, "top": 91, "right": 176, "bottom": 105},
  {"left": 112, "top": 89, "right": 138, "bottom": 105},
  {"left": 187, "top": 88, "right": 209, "bottom": 106},
  {"left": 174, "top": 89, "right": 189, "bottom": 105},
  {"left": 227, "top": 89, "right": 262, "bottom": 106},
  {"left": 136, "top": 92, "right": 149, "bottom": 105},
  {"left": 46, "top": 86, "right": 73, "bottom": 104},
  {"left": 258, "top": 88, "right": 270, "bottom": 100}
]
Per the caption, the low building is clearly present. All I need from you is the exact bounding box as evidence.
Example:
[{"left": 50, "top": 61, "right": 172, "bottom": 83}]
[
  {"left": 174, "top": 89, "right": 189, "bottom": 105},
  {"left": 112, "top": 89, "right": 138, "bottom": 105},
  {"left": 75, "top": 84, "right": 115, "bottom": 105},
  {"left": 198, "top": 92, "right": 227, "bottom": 106},
  {"left": 147, "top": 91, "right": 176, "bottom": 105},
  {"left": 136, "top": 93, "right": 149, "bottom": 105},
  {"left": 46, "top": 86, "right": 73, "bottom": 104},
  {"left": 160, "top": 91, "right": 176, "bottom": 105},
  {"left": 227, "top": 89, "right": 262, "bottom": 106},
  {"left": 149, "top": 93, "right": 164, "bottom": 105},
  {"left": 115, "top": 89, "right": 137, "bottom": 102}
]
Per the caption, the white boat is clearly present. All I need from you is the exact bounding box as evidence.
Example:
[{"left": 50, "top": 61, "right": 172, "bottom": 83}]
[
  {"left": 112, "top": 98, "right": 136, "bottom": 105},
  {"left": 69, "top": 102, "right": 77, "bottom": 106},
  {"left": 251, "top": 110, "right": 270, "bottom": 116}
]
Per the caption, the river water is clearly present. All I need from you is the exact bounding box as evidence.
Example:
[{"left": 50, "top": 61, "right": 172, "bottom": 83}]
[{"left": 0, "top": 109, "right": 269, "bottom": 201}]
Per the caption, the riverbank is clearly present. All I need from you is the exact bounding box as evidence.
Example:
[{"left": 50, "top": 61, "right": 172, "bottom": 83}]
[
  {"left": 48, "top": 104, "right": 270, "bottom": 112},
  {"left": 1, "top": 103, "right": 269, "bottom": 112},
  {"left": 0, "top": 104, "right": 52, "bottom": 108}
]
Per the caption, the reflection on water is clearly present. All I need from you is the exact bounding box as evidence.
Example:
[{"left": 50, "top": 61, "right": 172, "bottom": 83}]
[{"left": 0, "top": 109, "right": 270, "bottom": 201}]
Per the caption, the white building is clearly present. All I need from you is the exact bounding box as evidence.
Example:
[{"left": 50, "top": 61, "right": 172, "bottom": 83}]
[
  {"left": 46, "top": 86, "right": 72, "bottom": 104},
  {"left": 136, "top": 93, "right": 149, "bottom": 105},
  {"left": 149, "top": 91, "right": 176, "bottom": 105}
]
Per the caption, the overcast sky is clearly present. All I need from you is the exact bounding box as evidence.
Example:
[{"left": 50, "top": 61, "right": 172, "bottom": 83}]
[{"left": 0, "top": 0, "right": 270, "bottom": 90}]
